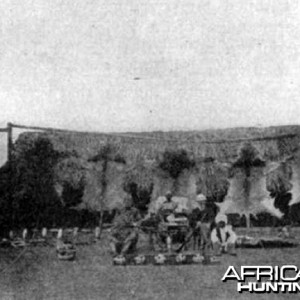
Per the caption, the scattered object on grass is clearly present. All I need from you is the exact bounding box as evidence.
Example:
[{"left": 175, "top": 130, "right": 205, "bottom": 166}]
[
  {"left": 57, "top": 229, "right": 63, "bottom": 239},
  {"left": 113, "top": 255, "right": 126, "bottom": 265},
  {"left": 56, "top": 229, "right": 76, "bottom": 261},
  {"left": 0, "top": 238, "right": 11, "bottom": 248},
  {"left": 236, "top": 235, "right": 255, "bottom": 245},
  {"left": 95, "top": 227, "right": 100, "bottom": 239},
  {"left": 278, "top": 226, "right": 294, "bottom": 239},
  {"left": 236, "top": 235, "right": 298, "bottom": 248},
  {"left": 56, "top": 241, "right": 76, "bottom": 261},
  {"left": 175, "top": 253, "right": 186, "bottom": 263},
  {"left": 29, "top": 238, "right": 46, "bottom": 246},
  {"left": 192, "top": 254, "right": 205, "bottom": 263},
  {"left": 7, "top": 228, "right": 28, "bottom": 248},
  {"left": 209, "top": 256, "right": 220, "bottom": 263},
  {"left": 134, "top": 254, "right": 146, "bottom": 265},
  {"left": 22, "top": 229, "right": 28, "bottom": 240},
  {"left": 154, "top": 253, "right": 167, "bottom": 265},
  {"left": 56, "top": 247, "right": 76, "bottom": 261},
  {"left": 11, "top": 239, "right": 26, "bottom": 248},
  {"left": 73, "top": 227, "right": 79, "bottom": 237},
  {"left": 113, "top": 253, "right": 221, "bottom": 266},
  {"left": 42, "top": 228, "right": 47, "bottom": 237}
]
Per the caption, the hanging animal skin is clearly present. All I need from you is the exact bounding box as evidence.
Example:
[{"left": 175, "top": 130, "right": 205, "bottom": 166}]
[
  {"left": 217, "top": 166, "right": 283, "bottom": 220},
  {"left": 289, "top": 151, "right": 300, "bottom": 206},
  {"left": 217, "top": 143, "right": 283, "bottom": 222}
]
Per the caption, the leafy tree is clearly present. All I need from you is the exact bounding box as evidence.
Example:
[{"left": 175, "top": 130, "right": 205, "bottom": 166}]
[
  {"left": 61, "top": 179, "right": 85, "bottom": 208},
  {"left": 9, "top": 137, "right": 63, "bottom": 228}
]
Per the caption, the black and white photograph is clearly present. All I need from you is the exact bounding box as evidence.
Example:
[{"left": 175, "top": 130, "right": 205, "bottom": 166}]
[{"left": 0, "top": 0, "right": 300, "bottom": 299}]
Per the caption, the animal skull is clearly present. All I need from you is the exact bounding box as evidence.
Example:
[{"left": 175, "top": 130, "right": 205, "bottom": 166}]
[{"left": 154, "top": 253, "right": 166, "bottom": 264}]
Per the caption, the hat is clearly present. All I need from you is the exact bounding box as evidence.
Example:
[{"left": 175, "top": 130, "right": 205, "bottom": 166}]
[
  {"left": 215, "top": 214, "right": 228, "bottom": 224},
  {"left": 165, "top": 190, "right": 172, "bottom": 197},
  {"left": 196, "top": 194, "right": 207, "bottom": 202}
]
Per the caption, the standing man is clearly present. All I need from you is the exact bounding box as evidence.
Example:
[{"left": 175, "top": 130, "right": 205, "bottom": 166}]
[
  {"left": 189, "top": 194, "right": 213, "bottom": 254},
  {"left": 110, "top": 195, "right": 140, "bottom": 256}
]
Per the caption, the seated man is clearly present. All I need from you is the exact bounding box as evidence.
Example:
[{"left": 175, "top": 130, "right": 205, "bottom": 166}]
[
  {"left": 156, "top": 191, "right": 182, "bottom": 252},
  {"left": 211, "top": 214, "right": 237, "bottom": 256},
  {"left": 110, "top": 196, "right": 140, "bottom": 256},
  {"left": 157, "top": 191, "right": 178, "bottom": 222}
]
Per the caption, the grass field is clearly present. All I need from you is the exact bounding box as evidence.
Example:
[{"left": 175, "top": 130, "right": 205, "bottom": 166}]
[{"left": 0, "top": 228, "right": 299, "bottom": 300}]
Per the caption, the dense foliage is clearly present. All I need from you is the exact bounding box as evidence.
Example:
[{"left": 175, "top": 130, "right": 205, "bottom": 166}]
[
  {"left": 158, "top": 149, "right": 195, "bottom": 179},
  {"left": 0, "top": 137, "right": 98, "bottom": 232},
  {"left": 0, "top": 134, "right": 299, "bottom": 232}
]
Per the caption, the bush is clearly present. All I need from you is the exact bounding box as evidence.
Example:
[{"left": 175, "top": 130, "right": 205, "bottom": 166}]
[
  {"left": 1, "top": 137, "right": 63, "bottom": 228},
  {"left": 158, "top": 149, "right": 195, "bottom": 179}
]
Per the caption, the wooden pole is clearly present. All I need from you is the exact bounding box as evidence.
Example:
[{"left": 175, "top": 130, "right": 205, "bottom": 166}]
[
  {"left": 98, "top": 210, "right": 104, "bottom": 240},
  {"left": 0, "top": 125, "right": 11, "bottom": 163},
  {"left": 7, "top": 123, "right": 13, "bottom": 163},
  {"left": 98, "top": 158, "right": 108, "bottom": 240},
  {"left": 246, "top": 214, "right": 251, "bottom": 228},
  {"left": 6, "top": 123, "right": 14, "bottom": 229}
]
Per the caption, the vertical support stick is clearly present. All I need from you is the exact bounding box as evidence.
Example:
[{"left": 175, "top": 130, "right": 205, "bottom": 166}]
[
  {"left": 95, "top": 226, "right": 100, "bottom": 239},
  {"left": 7, "top": 123, "right": 13, "bottom": 163},
  {"left": 246, "top": 214, "right": 251, "bottom": 228},
  {"left": 167, "top": 235, "right": 172, "bottom": 253},
  {"left": 6, "top": 123, "right": 14, "bottom": 228},
  {"left": 98, "top": 210, "right": 104, "bottom": 240}
]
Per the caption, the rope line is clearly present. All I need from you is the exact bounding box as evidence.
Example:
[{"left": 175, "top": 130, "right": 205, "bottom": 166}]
[{"left": 9, "top": 123, "right": 299, "bottom": 145}]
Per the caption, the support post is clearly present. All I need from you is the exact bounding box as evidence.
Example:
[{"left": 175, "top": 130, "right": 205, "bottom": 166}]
[
  {"left": 98, "top": 209, "right": 104, "bottom": 240},
  {"left": 7, "top": 122, "right": 13, "bottom": 163},
  {"left": 6, "top": 123, "right": 14, "bottom": 229},
  {"left": 246, "top": 214, "right": 251, "bottom": 228}
]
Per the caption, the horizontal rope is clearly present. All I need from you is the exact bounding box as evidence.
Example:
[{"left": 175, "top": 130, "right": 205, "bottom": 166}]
[{"left": 8, "top": 123, "right": 299, "bottom": 145}]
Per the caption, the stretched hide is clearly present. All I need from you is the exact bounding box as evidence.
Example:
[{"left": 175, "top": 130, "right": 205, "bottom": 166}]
[
  {"left": 217, "top": 166, "right": 283, "bottom": 219},
  {"left": 81, "top": 161, "right": 127, "bottom": 211},
  {"left": 290, "top": 152, "right": 300, "bottom": 206}
]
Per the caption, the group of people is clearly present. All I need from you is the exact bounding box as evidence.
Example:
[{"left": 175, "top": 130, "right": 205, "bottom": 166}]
[
  {"left": 109, "top": 191, "right": 237, "bottom": 257},
  {"left": 189, "top": 193, "right": 237, "bottom": 256}
]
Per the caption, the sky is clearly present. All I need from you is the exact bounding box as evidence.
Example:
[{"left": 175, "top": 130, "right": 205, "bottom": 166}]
[{"left": 0, "top": 0, "right": 300, "bottom": 164}]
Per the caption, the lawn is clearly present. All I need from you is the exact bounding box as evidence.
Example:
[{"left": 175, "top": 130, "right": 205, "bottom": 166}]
[{"left": 0, "top": 228, "right": 299, "bottom": 300}]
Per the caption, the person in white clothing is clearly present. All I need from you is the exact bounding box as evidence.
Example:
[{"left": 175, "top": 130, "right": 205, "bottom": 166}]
[{"left": 211, "top": 214, "right": 237, "bottom": 256}]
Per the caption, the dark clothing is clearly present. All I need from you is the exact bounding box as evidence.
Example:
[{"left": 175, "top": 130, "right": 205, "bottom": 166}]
[
  {"left": 110, "top": 207, "right": 140, "bottom": 255},
  {"left": 216, "top": 227, "right": 230, "bottom": 243},
  {"left": 189, "top": 208, "right": 214, "bottom": 228},
  {"left": 111, "top": 208, "right": 140, "bottom": 238},
  {"left": 158, "top": 200, "right": 178, "bottom": 221},
  {"left": 189, "top": 206, "right": 215, "bottom": 255}
]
